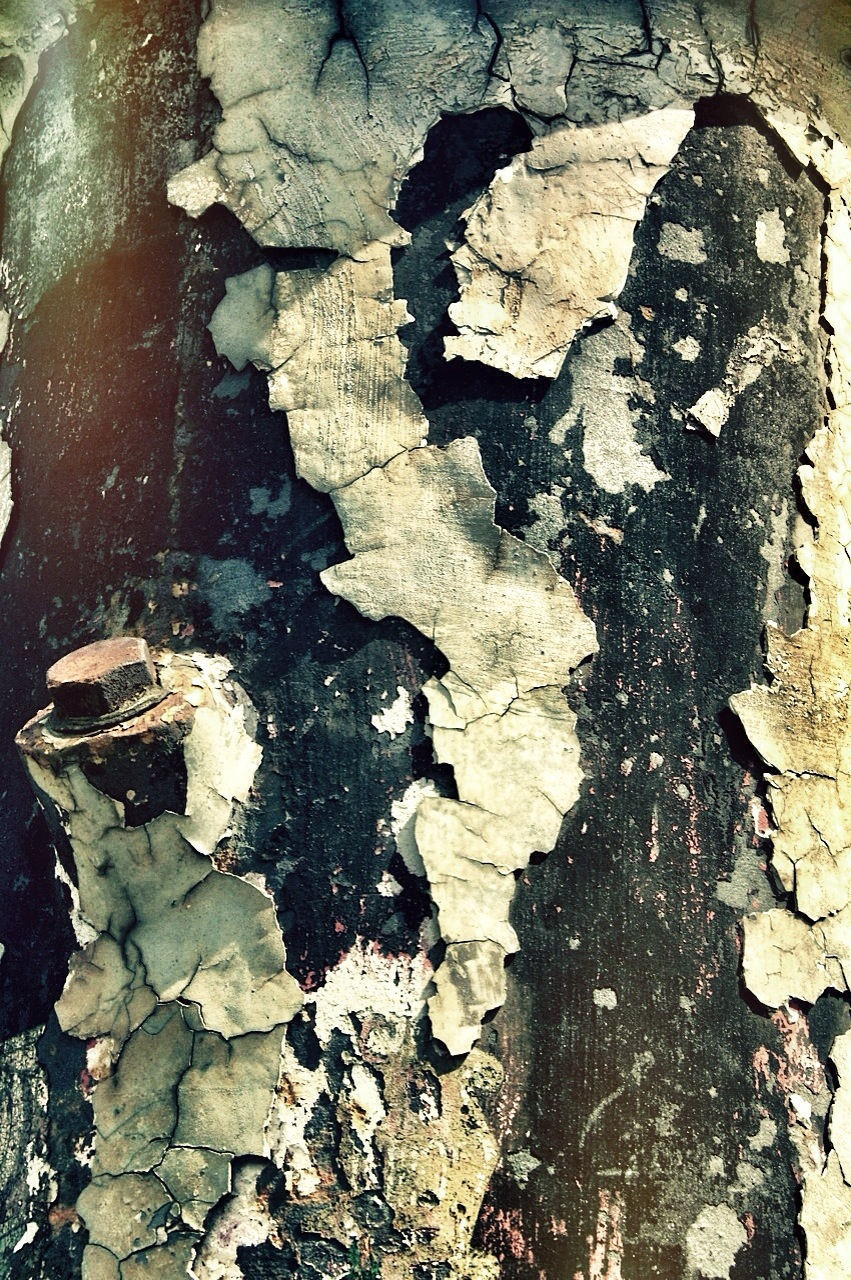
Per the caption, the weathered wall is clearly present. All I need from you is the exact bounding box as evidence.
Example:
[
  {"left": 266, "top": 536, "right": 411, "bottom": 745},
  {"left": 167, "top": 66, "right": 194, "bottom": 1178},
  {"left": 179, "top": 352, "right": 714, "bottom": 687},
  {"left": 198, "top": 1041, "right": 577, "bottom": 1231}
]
[{"left": 1, "top": 1, "right": 850, "bottom": 1278}]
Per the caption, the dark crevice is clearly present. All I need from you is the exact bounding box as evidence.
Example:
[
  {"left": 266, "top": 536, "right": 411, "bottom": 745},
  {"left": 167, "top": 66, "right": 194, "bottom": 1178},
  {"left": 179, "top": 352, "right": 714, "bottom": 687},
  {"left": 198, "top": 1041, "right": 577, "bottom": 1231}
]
[
  {"left": 316, "top": 0, "right": 369, "bottom": 93},
  {"left": 636, "top": 0, "right": 654, "bottom": 56},
  {"left": 475, "top": 3, "right": 505, "bottom": 83},
  {"left": 394, "top": 106, "right": 532, "bottom": 233}
]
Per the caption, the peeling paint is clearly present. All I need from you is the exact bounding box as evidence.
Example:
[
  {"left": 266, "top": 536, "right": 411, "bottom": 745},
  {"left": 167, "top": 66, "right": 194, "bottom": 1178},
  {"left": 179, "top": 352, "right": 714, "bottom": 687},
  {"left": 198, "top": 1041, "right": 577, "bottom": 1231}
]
[
  {"left": 207, "top": 245, "right": 597, "bottom": 1056},
  {"left": 17, "top": 647, "right": 302, "bottom": 1277},
  {"left": 263, "top": 940, "right": 502, "bottom": 1277},
  {"left": 729, "top": 88, "right": 851, "bottom": 1275},
  {"left": 686, "top": 324, "right": 801, "bottom": 438},
  {"left": 167, "top": 0, "right": 500, "bottom": 254},
  {"left": 0, "top": 0, "right": 821, "bottom": 1275},
  {"left": 445, "top": 109, "right": 693, "bottom": 380}
]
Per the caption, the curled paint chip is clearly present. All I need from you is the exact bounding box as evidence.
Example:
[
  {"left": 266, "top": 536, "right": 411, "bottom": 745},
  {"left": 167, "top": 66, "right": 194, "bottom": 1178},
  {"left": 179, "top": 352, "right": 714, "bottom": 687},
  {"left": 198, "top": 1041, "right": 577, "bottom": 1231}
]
[{"left": 445, "top": 108, "right": 694, "bottom": 379}]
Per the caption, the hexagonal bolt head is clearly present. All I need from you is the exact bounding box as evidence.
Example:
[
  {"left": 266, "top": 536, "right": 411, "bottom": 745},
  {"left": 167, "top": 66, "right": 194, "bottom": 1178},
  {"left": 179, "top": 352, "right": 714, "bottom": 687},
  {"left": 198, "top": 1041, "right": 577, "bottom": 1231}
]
[{"left": 46, "top": 637, "right": 163, "bottom": 730}]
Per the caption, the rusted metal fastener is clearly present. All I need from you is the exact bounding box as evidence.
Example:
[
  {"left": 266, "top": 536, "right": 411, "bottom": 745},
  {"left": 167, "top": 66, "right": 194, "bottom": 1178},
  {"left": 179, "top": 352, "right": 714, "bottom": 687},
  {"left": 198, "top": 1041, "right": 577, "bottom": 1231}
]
[{"left": 46, "top": 636, "right": 165, "bottom": 732}]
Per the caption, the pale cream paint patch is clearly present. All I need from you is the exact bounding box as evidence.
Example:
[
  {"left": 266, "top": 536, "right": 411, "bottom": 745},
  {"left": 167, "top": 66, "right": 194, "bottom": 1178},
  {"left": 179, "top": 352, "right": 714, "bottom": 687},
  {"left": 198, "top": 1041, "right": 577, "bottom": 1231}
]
[
  {"left": 444, "top": 109, "right": 694, "bottom": 379},
  {"left": 17, "top": 652, "right": 302, "bottom": 1278},
  {"left": 551, "top": 315, "right": 668, "bottom": 494},
  {"left": 755, "top": 208, "right": 790, "bottom": 264},
  {"left": 167, "top": 0, "right": 501, "bottom": 253},
  {"left": 685, "top": 1203, "right": 747, "bottom": 1279},
  {"left": 658, "top": 221, "right": 707, "bottom": 264}
]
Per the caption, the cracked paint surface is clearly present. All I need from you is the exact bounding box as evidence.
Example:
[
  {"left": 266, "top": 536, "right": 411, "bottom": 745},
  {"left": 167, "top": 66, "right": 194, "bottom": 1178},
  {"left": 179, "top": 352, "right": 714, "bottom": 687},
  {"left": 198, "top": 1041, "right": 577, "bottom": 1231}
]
[
  {"left": 209, "top": 246, "right": 597, "bottom": 1056},
  {"left": 17, "top": 650, "right": 303, "bottom": 1278},
  {"left": 174, "top": 0, "right": 600, "bottom": 1060},
  {"left": 169, "top": 0, "right": 844, "bottom": 1274},
  {"left": 167, "top": 0, "right": 498, "bottom": 254},
  {"left": 729, "top": 94, "right": 851, "bottom": 1280},
  {"left": 445, "top": 107, "right": 693, "bottom": 379},
  {"left": 5, "top": 1, "right": 851, "bottom": 1277}
]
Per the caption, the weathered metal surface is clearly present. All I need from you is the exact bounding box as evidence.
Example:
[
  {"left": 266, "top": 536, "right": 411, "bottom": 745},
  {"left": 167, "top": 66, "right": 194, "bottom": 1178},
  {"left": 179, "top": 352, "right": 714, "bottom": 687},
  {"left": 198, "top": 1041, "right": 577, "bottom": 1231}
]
[{"left": 46, "top": 637, "right": 162, "bottom": 730}]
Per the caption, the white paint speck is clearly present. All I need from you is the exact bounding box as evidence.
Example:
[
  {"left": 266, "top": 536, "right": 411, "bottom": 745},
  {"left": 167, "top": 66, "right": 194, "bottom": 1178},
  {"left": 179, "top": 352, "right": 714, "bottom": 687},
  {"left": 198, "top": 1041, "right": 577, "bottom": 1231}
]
[
  {"left": 673, "top": 336, "right": 700, "bottom": 362},
  {"left": 371, "top": 685, "right": 414, "bottom": 739},
  {"left": 377, "top": 869, "right": 403, "bottom": 897},
  {"left": 790, "top": 1092, "right": 812, "bottom": 1122},
  {"left": 13, "top": 1223, "right": 38, "bottom": 1253},
  {"left": 593, "top": 987, "right": 618, "bottom": 1010}
]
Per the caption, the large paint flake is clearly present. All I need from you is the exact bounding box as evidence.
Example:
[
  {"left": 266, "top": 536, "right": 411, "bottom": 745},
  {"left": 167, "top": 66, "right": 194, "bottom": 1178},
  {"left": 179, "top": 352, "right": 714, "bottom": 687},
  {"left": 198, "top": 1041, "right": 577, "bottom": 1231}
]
[
  {"left": 17, "top": 650, "right": 302, "bottom": 1278},
  {"left": 445, "top": 107, "right": 693, "bottom": 379}
]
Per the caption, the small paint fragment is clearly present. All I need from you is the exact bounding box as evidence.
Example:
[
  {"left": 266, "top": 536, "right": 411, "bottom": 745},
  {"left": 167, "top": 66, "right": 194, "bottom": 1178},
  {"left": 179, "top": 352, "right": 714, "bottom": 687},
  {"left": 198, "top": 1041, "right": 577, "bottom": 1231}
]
[
  {"left": 755, "top": 208, "right": 790, "bottom": 264},
  {"left": 370, "top": 685, "right": 414, "bottom": 739},
  {"left": 593, "top": 988, "right": 618, "bottom": 1010},
  {"left": 685, "top": 1203, "right": 747, "bottom": 1279},
  {"left": 686, "top": 324, "right": 799, "bottom": 437},
  {"left": 657, "top": 222, "right": 707, "bottom": 264},
  {"left": 673, "top": 335, "right": 700, "bottom": 361}
]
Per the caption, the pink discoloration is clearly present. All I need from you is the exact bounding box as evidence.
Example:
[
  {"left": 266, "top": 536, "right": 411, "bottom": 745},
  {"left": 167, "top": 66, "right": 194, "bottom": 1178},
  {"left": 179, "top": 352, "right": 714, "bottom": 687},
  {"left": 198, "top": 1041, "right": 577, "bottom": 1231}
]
[
  {"left": 770, "top": 1006, "right": 825, "bottom": 1100},
  {"left": 479, "top": 1204, "right": 536, "bottom": 1266},
  {"left": 587, "top": 1188, "right": 624, "bottom": 1280},
  {"left": 753, "top": 801, "right": 772, "bottom": 838},
  {"left": 752, "top": 1044, "right": 771, "bottom": 1084}
]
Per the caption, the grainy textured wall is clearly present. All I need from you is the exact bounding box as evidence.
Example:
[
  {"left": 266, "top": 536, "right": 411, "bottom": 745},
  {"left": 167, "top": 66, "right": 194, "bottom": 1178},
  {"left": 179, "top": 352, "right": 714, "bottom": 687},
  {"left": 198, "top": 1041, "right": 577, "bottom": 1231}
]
[{"left": 1, "top": 2, "right": 850, "bottom": 1278}]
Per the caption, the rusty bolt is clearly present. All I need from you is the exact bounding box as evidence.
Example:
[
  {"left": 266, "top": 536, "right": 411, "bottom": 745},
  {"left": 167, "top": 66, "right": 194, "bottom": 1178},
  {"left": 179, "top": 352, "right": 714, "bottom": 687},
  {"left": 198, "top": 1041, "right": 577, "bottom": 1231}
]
[{"left": 46, "top": 637, "right": 164, "bottom": 731}]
